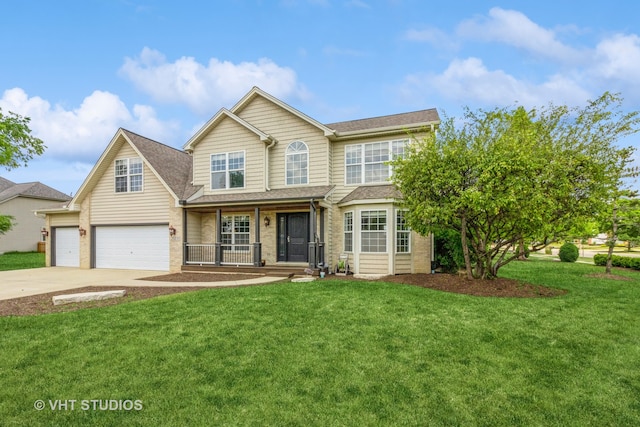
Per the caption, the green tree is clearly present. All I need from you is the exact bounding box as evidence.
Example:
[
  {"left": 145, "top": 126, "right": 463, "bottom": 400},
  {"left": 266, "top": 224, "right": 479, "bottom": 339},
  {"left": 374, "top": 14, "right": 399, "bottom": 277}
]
[
  {"left": 393, "top": 92, "right": 639, "bottom": 279},
  {"left": 0, "top": 215, "right": 13, "bottom": 235},
  {"left": 599, "top": 155, "right": 640, "bottom": 274},
  {"left": 0, "top": 108, "right": 45, "bottom": 169},
  {"left": 617, "top": 196, "right": 640, "bottom": 251},
  {"left": 0, "top": 108, "right": 45, "bottom": 234}
]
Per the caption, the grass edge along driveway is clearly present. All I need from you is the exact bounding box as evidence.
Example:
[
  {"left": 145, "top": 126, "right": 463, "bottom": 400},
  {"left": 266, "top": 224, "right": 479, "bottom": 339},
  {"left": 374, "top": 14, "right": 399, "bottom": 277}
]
[
  {"left": 0, "top": 251, "right": 45, "bottom": 271},
  {"left": 1, "top": 259, "right": 639, "bottom": 426}
]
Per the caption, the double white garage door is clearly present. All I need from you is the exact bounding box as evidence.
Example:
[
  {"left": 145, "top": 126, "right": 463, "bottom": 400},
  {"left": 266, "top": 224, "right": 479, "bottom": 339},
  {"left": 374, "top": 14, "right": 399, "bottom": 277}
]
[{"left": 54, "top": 225, "right": 169, "bottom": 271}]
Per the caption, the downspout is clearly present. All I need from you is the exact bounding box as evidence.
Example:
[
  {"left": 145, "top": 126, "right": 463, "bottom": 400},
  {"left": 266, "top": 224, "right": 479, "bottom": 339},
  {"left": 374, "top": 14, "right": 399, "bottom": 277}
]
[{"left": 265, "top": 137, "right": 277, "bottom": 191}]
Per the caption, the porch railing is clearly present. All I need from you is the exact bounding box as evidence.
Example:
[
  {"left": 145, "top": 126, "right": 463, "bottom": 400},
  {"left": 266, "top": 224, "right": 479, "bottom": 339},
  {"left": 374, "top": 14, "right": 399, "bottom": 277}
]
[
  {"left": 185, "top": 241, "right": 324, "bottom": 268},
  {"left": 220, "top": 244, "right": 253, "bottom": 266},
  {"left": 185, "top": 244, "right": 216, "bottom": 265},
  {"left": 184, "top": 243, "right": 259, "bottom": 266}
]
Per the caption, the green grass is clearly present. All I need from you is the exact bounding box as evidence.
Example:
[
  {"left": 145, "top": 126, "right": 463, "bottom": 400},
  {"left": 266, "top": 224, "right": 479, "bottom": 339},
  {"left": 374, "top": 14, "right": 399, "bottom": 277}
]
[
  {"left": 1, "top": 259, "right": 640, "bottom": 426},
  {"left": 0, "top": 251, "right": 45, "bottom": 271}
]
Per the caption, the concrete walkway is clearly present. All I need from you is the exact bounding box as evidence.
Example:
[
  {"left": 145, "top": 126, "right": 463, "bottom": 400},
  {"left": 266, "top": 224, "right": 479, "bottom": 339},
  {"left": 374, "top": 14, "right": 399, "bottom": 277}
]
[{"left": 0, "top": 267, "right": 285, "bottom": 301}]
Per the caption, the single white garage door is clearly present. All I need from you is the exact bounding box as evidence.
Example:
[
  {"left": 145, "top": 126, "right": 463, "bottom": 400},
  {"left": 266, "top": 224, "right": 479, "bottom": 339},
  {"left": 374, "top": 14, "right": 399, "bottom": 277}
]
[
  {"left": 95, "top": 225, "right": 169, "bottom": 271},
  {"left": 55, "top": 227, "right": 80, "bottom": 267}
]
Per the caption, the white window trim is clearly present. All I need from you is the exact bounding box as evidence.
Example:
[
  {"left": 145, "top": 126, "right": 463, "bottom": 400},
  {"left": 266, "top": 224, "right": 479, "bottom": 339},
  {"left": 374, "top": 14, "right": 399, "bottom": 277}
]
[
  {"left": 210, "top": 150, "right": 246, "bottom": 191},
  {"left": 344, "top": 139, "right": 408, "bottom": 186},
  {"left": 343, "top": 211, "right": 354, "bottom": 253},
  {"left": 359, "top": 209, "right": 388, "bottom": 253},
  {"left": 285, "top": 141, "right": 309, "bottom": 186},
  {"left": 395, "top": 208, "right": 411, "bottom": 254},
  {"left": 114, "top": 157, "right": 143, "bottom": 193},
  {"left": 221, "top": 215, "right": 251, "bottom": 251}
]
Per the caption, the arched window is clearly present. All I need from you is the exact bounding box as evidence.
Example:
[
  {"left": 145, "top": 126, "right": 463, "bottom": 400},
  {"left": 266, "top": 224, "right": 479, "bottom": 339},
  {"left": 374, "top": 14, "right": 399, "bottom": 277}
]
[{"left": 285, "top": 141, "right": 308, "bottom": 185}]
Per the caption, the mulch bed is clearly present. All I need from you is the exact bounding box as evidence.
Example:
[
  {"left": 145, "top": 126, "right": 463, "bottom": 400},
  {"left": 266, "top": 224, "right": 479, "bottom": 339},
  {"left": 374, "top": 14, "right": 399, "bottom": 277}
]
[
  {"left": 0, "top": 272, "right": 566, "bottom": 317},
  {"left": 377, "top": 273, "right": 567, "bottom": 298}
]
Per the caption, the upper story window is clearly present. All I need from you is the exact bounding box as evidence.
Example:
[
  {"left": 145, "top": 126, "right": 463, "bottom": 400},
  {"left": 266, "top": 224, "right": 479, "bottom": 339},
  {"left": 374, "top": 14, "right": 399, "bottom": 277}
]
[
  {"left": 211, "top": 151, "right": 245, "bottom": 190},
  {"left": 345, "top": 139, "right": 408, "bottom": 185},
  {"left": 115, "top": 158, "right": 143, "bottom": 193},
  {"left": 286, "top": 141, "right": 308, "bottom": 185}
]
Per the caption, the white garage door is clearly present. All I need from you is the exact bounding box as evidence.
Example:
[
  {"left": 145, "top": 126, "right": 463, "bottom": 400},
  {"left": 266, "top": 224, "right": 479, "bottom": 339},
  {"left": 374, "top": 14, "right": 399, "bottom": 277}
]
[
  {"left": 55, "top": 227, "right": 80, "bottom": 267},
  {"left": 95, "top": 225, "right": 169, "bottom": 271}
]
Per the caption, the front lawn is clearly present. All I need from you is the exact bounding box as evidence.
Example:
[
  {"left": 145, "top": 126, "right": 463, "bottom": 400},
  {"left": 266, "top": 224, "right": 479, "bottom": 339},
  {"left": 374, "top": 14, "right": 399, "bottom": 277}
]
[
  {"left": 0, "top": 251, "right": 45, "bottom": 271},
  {"left": 1, "top": 259, "right": 639, "bottom": 425}
]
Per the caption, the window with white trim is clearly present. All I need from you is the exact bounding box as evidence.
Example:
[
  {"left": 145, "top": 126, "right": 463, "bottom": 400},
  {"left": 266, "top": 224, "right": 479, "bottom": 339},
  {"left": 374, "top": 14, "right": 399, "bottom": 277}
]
[
  {"left": 344, "top": 212, "right": 353, "bottom": 252},
  {"left": 115, "top": 158, "right": 143, "bottom": 193},
  {"left": 361, "top": 210, "right": 387, "bottom": 252},
  {"left": 211, "top": 151, "right": 245, "bottom": 190},
  {"left": 396, "top": 209, "right": 411, "bottom": 253},
  {"left": 345, "top": 139, "right": 408, "bottom": 185},
  {"left": 221, "top": 215, "right": 250, "bottom": 247},
  {"left": 286, "top": 141, "right": 308, "bottom": 185}
]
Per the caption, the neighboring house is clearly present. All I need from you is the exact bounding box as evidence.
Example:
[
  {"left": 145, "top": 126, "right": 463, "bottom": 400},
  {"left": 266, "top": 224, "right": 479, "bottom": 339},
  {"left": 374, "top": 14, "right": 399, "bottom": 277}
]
[
  {"left": 37, "top": 87, "right": 439, "bottom": 274},
  {"left": 0, "top": 177, "right": 71, "bottom": 254}
]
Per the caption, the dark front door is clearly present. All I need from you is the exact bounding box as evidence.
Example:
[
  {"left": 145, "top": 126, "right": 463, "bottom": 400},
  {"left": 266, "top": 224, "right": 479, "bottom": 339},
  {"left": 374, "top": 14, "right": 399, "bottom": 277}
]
[{"left": 277, "top": 212, "right": 309, "bottom": 262}]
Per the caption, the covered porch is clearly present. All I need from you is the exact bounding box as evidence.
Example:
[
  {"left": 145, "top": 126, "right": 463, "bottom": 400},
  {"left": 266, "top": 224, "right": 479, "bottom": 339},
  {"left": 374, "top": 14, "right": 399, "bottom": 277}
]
[{"left": 180, "top": 186, "right": 333, "bottom": 273}]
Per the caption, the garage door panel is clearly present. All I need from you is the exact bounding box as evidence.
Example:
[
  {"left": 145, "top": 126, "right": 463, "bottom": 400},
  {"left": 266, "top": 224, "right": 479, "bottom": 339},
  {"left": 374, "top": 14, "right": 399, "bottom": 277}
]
[
  {"left": 55, "top": 228, "right": 79, "bottom": 267},
  {"left": 95, "top": 226, "right": 169, "bottom": 271}
]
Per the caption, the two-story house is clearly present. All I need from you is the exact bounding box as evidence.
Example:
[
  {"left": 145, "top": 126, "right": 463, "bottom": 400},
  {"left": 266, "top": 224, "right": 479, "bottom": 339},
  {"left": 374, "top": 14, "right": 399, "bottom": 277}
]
[{"left": 38, "top": 87, "right": 439, "bottom": 276}]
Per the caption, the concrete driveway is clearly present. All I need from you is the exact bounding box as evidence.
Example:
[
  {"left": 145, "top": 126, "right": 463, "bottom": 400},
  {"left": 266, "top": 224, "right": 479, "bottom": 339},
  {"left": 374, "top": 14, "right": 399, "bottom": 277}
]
[{"left": 0, "top": 267, "right": 283, "bottom": 301}]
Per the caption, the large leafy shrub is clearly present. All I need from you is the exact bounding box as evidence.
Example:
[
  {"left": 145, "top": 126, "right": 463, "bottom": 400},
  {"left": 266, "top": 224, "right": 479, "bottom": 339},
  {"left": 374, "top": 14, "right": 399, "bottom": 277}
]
[
  {"left": 434, "top": 229, "right": 468, "bottom": 273},
  {"left": 558, "top": 242, "right": 579, "bottom": 262},
  {"left": 594, "top": 253, "right": 640, "bottom": 270}
]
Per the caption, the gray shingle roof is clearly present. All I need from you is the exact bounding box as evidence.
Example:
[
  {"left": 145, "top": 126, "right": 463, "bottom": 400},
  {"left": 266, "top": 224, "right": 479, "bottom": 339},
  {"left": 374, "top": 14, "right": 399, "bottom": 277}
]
[
  {"left": 122, "top": 129, "right": 201, "bottom": 200},
  {"left": 326, "top": 109, "right": 439, "bottom": 134},
  {"left": 0, "top": 181, "right": 71, "bottom": 204},
  {"left": 0, "top": 177, "right": 16, "bottom": 192},
  {"left": 339, "top": 184, "right": 401, "bottom": 204},
  {"left": 187, "top": 185, "right": 335, "bottom": 206}
]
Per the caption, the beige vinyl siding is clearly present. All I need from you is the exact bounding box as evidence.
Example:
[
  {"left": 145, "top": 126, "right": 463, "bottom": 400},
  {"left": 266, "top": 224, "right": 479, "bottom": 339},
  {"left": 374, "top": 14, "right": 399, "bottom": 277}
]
[
  {"left": 395, "top": 253, "right": 412, "bottom": 274},
  {"left": 192, "top": 117, "right": 264, "bottom": 194},
  {"left": 0, "top": 197, "right": 52, "bottom": 253},
  {"left": 236, "top": 96, "right": 329, "bottom": 188},
  {"left": 50, "top": 212, "right": 80, "bottom": 227},
  {"left": 90, "top": 143, "right": 171, "bottom": 224},
  {"left": 358, "top": 253, "right": 389, "bottom": 275}
]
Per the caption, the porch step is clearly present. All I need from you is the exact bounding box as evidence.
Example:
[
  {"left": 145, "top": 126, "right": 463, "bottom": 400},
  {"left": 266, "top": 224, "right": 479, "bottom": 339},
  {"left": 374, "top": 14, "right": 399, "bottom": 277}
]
[{"left": 181, "top": 265, "right": 309, "bottom": 277}]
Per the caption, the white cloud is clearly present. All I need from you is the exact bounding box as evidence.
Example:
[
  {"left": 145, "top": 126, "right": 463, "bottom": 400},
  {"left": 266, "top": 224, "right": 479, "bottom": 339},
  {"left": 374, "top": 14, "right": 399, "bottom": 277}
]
[
  {"left": 456, "top": 7, "right": 585, "bottom": 64},
  {"left": 399, "top": 8, "right": 640, "bottom": 109},
  {"left": 0, "top": 88, "right": 179, "bottom": 162},
  {"left": 119, "top": 47, "right": 309, "bottom": 115},
  {"left": 400, "top": 57, "right": 591, "bottom": 108},
  {"left": 592, "top": 33, "right": 640, "bottom": 82}
]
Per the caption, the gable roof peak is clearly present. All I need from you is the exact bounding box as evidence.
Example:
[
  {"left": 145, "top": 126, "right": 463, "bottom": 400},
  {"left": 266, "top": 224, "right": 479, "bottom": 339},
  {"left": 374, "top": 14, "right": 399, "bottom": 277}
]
[
  {"left": 182, "top": 107, "right": 276, "bottom": 152},
  {"left": 231, "top": 87, "right": 335, "bottom": 137}
]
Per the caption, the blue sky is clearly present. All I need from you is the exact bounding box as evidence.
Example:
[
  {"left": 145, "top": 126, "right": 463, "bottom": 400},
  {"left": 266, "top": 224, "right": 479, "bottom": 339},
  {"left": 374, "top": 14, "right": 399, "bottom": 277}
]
[{"left": 2, "top": 0, "right": 640, "bottom": 195}]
